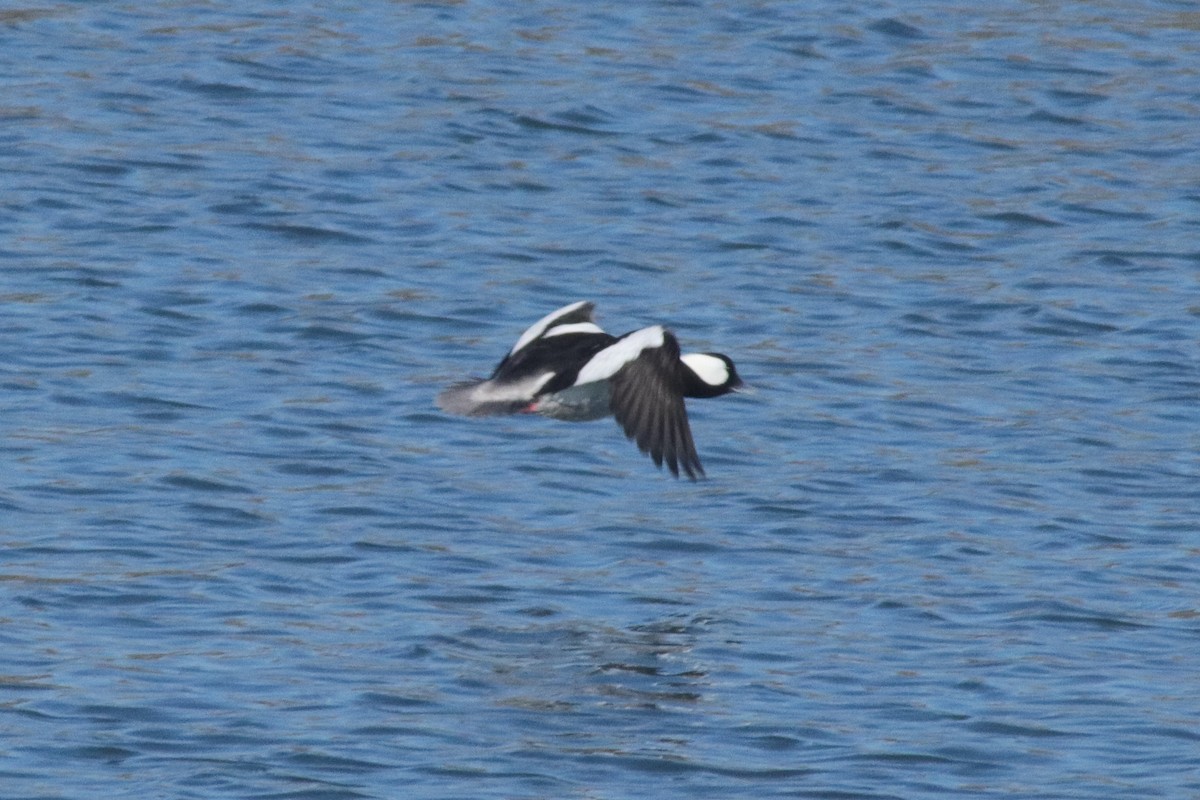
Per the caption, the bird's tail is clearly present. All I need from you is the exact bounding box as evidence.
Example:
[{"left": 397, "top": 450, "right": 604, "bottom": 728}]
[{"left": 436, "top": 380, "right": 530, "bottom": 417}]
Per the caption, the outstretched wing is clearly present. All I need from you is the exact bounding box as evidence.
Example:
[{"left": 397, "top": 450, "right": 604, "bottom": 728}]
[
  {"left": 607, "top": 330, "right": 704, "bottom": 480},
  {"left": 507, "top": 301, "right": 596, "bottom": 359}
]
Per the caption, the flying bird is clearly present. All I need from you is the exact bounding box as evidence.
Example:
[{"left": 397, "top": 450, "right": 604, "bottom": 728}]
[{"left": 437, "top": 301, "right": 741, "bottom": 479}]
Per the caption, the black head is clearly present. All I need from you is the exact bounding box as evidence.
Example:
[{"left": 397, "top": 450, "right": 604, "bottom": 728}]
[{"left": 679, "top": 352, "right": 742, "bottom": 399}]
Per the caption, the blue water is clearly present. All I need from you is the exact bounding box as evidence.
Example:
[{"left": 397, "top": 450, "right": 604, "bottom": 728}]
[{"left": 2, "top": 3, "right": 1198, "bottom": 798}]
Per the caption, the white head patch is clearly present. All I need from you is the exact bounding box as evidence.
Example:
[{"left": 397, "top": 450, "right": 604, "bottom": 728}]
[{"left": 680, "top": 353, "right": 729, "bottom": 387}]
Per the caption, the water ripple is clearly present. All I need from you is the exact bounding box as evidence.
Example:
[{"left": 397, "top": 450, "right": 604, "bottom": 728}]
[{"left": 2, "top": 2, "right": 1198, "bottom": 799}]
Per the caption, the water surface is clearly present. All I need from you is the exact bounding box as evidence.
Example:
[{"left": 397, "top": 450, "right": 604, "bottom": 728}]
[{"left": 2, "top": 3, "right": 1198, "bottom": 798}]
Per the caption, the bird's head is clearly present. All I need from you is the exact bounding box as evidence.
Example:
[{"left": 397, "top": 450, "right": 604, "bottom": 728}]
[{"left": 679, "top": 352, "right": 742, "bottom": 398}]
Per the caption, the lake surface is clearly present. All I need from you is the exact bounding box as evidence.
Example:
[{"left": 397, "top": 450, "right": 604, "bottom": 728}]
[{"left": 2, "top": 3, "right": 1199, "bottom": 798}]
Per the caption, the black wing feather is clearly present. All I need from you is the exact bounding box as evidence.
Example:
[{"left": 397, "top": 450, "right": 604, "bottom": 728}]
[
  {"left": 493, "top": 301, "right": 597, "bottom": 375},
  {"left": 609, "top": 331, "right": 704, "bottom": 480}
]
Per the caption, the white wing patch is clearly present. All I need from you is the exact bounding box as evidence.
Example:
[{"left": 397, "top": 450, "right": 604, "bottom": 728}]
[
  {"left": 575, "top": 326, "right": 665, "bottom": 385},
  {"left": 509, "top": 300, "right": 593, "bottom": 356},
  {"left": 543, "top": 322, "right": 603, "bottom": 338}
]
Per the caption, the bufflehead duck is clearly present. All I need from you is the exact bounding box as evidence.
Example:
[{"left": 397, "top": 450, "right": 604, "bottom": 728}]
[{"left": 437, "top": 301, "right": 741, "bottom": 479}]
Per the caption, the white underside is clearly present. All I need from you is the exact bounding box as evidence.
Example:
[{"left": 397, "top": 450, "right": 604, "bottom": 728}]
[
  {"left": 437, "top": 371, "right": 554, "bottom": 415},
  {"left": 472, "top": 371, "right": 554, "bottom": 403}
]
